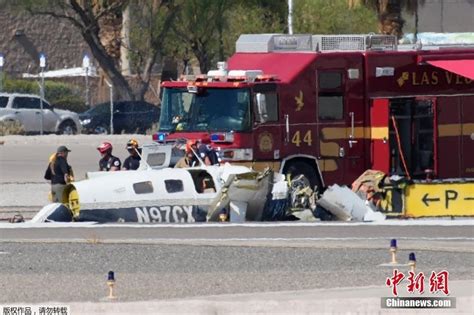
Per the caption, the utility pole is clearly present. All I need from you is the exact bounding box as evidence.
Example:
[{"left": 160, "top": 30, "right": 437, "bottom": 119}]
[
  {"left": 104, "top": 78, "right": 114, "bottom": 134},
  {"left": 0, "top": 54, "right": 4, "bottom": 92},
  {"left": 288, "top": 0, "right": 293, "bottom": 35},
  {"left": 82, "top": 54, "right": 90, "bottom": 107},
  {"left": 39, "top": 53, "right": 46, "bottom": 136}
]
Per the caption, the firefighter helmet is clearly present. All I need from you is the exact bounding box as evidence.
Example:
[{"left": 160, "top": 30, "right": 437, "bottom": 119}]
[
  {"left": 97, "top": 142, "right": 113, "bottom": 154},
  {"left": 126, "top": 138, "right": 139, "bottom": 150},
  {"left": 185, "top": 140, "right": 197, "bottom": 153}
]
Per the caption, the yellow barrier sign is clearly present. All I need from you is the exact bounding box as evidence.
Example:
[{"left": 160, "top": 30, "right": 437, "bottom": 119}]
[{"left": 405, "top": 182, "right": 474, "bottom": 217}]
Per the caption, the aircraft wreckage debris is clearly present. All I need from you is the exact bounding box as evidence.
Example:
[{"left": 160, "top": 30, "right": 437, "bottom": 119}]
[{"left": 21, "top": 145, "right": 473, "bottom": 224}]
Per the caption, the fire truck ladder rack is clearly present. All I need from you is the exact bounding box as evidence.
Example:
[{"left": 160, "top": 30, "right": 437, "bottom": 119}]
[
  {"left": 237, "top": 33, "right": 474, "bottom": 54},
  {"left": 398, "top": 42, "right": 474, "bottom": 51},
  {"left": 236, "top": 33, "right": 398, "bottom": 53},
  {"left": 312, "top": 34, "right": 398, "bottom": 51}
]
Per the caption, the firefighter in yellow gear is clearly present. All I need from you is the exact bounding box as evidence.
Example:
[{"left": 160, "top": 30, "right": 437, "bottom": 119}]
[{"left": 44, "top": 146, "right": 74, "bottom": 202}]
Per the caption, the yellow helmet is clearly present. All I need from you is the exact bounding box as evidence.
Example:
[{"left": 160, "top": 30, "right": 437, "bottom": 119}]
[{"left": 126, "top": 138, "right": 139, "bottom": 149}]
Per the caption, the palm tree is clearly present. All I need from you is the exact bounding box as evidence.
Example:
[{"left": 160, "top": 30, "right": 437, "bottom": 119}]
[{"left": 348, "top": 0, "right": 425, "bottom": 39}]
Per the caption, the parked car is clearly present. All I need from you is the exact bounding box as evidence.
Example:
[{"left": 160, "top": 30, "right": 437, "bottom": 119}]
[
  {"left": 0, "top": 93, "right": 82, "bottom": 134},
  {"left": 79, "top": 101, "right": 160, "bottom": 134}
]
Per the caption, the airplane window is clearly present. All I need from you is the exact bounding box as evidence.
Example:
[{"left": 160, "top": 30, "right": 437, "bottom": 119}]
[
  {"left": 133, "top": 181, "right": 154, "bottom": 194},
  {"left": 191, "top": 171, "right": 216, "bottom": 194},
  {"left": 165, "top": 179, "right": 184, "bottom": 193},
  {"left": 147, "top": 152, "right": 166, "bottom": 167}
]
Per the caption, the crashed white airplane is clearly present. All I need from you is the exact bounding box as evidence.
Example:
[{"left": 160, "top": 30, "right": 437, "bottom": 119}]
[
  {"left": 31, "top": 143, "right": 386, "bottom": 224},
  {"left": 32, "top": 144, "right": 284, "bottom": 223}
]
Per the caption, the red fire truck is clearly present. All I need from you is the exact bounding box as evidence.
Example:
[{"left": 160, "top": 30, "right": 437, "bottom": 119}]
[{"left": 155, "top": 34, "right": 474, "bottom": 191}]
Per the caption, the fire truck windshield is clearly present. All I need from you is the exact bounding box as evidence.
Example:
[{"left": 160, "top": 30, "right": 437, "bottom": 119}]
[{"left": 159, "top": 87, "right": 251, "bottom": 132}]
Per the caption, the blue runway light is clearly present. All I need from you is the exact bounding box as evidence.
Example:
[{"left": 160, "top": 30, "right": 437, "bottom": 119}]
[
  {"left": 108, "top": 271, "right": 115, "bottom": 281},
  {"left": 106, "top": 270, "right": 117, "bottom": 299},
  {"left": 389, "top": 238, "right": 398, "bottom": 264},
  {"left": 390, "top": 239, "right": 397, "bottom": 248},
  {"left": 408, "top": 252, "right": 417, "bottom": 273}
]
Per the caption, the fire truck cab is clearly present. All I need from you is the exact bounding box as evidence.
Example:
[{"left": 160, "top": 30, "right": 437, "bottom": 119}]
[{"left": 156, "top": 34, "right": 474, "bottom": 191}]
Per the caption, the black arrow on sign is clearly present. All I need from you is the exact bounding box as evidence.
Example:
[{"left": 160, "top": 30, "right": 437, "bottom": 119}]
[{"left": 422, "top": 193, "right": 440, "bottom": 207}]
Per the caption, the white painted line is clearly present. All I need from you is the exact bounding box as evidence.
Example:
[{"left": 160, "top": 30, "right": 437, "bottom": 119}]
[
  {"left": 3, "top": 237, "right": 473, "bottom": 243},
  {"left": 378, "top": 263, "right": 408, "bottom": 267},
  {"left": 0, "top": 222, "right": 97, "bottom": 229},
  {"left": 0, "top": 219, "right": 473, "bottom": 229},
  {"left": 100, "top": 219, "right": 474, "bottom": 227},
  {"left": 133, "top": 237, "right": 474, "bottom": 241}
]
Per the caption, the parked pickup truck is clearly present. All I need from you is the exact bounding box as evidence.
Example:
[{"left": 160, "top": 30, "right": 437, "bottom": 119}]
[{"left": 0, "top": 93, "right": 82, "bottom": 134}]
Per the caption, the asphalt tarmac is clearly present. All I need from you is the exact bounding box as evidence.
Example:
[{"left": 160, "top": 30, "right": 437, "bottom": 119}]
[
  {"left": 0, "top": 223, "right": 472, "bottom": 314},
  {"left": 0, "top": 135, "right": 151, "bottom": 217}
]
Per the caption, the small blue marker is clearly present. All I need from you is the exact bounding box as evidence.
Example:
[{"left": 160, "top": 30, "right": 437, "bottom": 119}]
[
  {"left": 389, "top": 239, "right": 398, "bottom": 264},
  {"left": 390, "top": 239, "right": 397, "bottom": 248},
  {"left": 107, "top": 271, "right": 116, "bottom": 299},
  {"left": 408, "top": 252, "right": 416, "bottom": 272}
]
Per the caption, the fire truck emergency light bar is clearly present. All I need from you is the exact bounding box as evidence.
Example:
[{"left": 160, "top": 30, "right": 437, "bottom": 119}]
[
  {"left": 180, "top": 69, "right": 278, "bottom": 83},
  {"left": 210, "top": 132, "right": 234, "bottom": 143}
]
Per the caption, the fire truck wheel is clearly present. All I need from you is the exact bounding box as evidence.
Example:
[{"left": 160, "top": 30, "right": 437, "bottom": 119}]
[{"left": 285, "top": 161, "right": 321, "bottom": 193}]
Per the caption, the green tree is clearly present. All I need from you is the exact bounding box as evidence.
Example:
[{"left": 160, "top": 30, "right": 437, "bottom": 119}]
[
  {"left": 348, "top": 0, "right": 425, "bottom": 38},
  {"left": 242, "top": 0, "right": 288, "bottom": 31},
  {"left": 127, "top": 0, "right": 181, "bottom": 98},
  {"left": 224, "top": 1, "right": 286, "bottom": 57},
  {"left": 294, "top": 0, "right": 377, "bottom": 34},
  {"left": 5, "top": 0, "right": 180, "bottom": 101},
  {"left": 171, "top": 0, "right": 287, "bottom": 74},
  {"left": 171, "top": 0, "right": 232, "bottom": 74}
]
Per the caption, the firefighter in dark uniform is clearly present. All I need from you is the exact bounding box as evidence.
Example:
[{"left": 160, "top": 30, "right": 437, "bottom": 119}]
[
  {"left": 44, "top": 145, "right": 73, "bottom": 202},
  {"left": 197, "top": 143, "right": 220, "bottom": 165},
  {"left": 97, "top": 141, "right": 121, "bottom": 171},
  {"left": 123, "top": 138, "right": 141, "bottom": 170}
]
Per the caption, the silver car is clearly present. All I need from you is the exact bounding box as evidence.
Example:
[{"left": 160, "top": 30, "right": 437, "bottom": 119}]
[{"left": 0, "top": 93, "right": 82, "bottom": 134}]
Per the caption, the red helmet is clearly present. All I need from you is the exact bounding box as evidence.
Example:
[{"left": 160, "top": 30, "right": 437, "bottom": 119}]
[
  {"left": 97, "top": 142, "right": 112, "bottom": 154},
  {"left": 185, "top": 140, "right": 197, "bottom": 153}
]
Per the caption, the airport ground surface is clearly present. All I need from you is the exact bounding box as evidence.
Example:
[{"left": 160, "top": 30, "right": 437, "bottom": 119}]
[
  {"left": 0, "top": 135, "right": 473, "bottom": 314},
  {"left": 0, "top": 134, "right": 152, "bottom": 218},
  {"left": 0, "top": 222, "right": 473, "bottom": 314}
]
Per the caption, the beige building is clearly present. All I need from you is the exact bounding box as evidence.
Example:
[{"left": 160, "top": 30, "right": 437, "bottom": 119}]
[
  {"left": 405, "top": 0, "right": 474, "bottom": 33},
  {"left": 0, "top": 11, "right": 89, "bottom": 77}
]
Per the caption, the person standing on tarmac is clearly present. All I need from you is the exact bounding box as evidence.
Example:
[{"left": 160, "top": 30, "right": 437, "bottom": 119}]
[
  {"left": 44, "top": 145, "right": 74, "bottom": 202},
  {"left": 97, "top": 142, "right": 121, "bottom": 171},
  {"left": 123, "top": 138, "right": 141, "bottom": 170}
]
